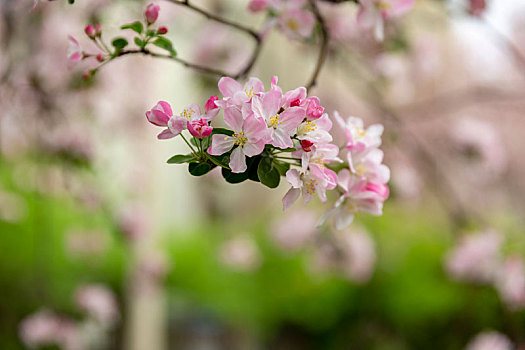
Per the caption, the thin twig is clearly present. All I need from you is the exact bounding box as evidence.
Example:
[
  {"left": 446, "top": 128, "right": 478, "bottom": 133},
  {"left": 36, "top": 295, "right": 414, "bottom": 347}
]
[
  {"left": 306, "top": 0, "right": 330, "bottom": 90},
  {"left": 165, "top": 0, "right": 259, "bottom": 40}
]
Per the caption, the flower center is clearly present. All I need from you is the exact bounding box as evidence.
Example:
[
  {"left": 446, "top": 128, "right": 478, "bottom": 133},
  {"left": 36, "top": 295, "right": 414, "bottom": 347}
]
[
  {"left": 268, "top": 114, "right": 281, "bottom": 129},
  {"left": 375, "top": 1, "right": 391, "bottom": 10},
  {"left": 355, "top": 126, "right": 366, "bottom": 138},
  {"left": 305, "top": 178, "right": 317, "bottom": 194},
  {"left": 287, "top": 20, "right": 298, "bottom": 31},
  {"left": 297, "top": 121, "right": 317, "bottom": 135},
  {"left": 245, "top": 87, "right": 255, "bottom": 98},
  {"left": 233, "top": 131, "right": 248, "bottom": 146},
  {"left": 356, "top": 163, "right": 367, "bottom": 176},
  {"left": 181, "top": 108, "right": 196, "bottom": 119}
]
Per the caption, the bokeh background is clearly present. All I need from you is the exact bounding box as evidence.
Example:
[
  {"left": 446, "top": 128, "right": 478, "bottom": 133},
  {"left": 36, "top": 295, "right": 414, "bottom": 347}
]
[{"left": 1, "top": 0, "right": 525, "bottom": 349}]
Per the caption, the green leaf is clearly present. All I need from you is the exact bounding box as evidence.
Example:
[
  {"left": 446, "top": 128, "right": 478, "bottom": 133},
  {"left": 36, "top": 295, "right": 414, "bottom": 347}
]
[
  {"left": 146, "top": 29, "right": 156, "bottom": 36},
  {"left": 221, "top": 167, "right": 250, "bottom": 184},
  {"left": 188, "top": 162, "right": 212, "bottom": 176},
  {"left": 211, "top": 128, "right": 234, "bottom": 136},
  {"left": 277, "top": 147, "right": 296, "bottom": 152},
  {"left": 207, "top": 154, "right": 229, "bottom": 169},
  {"left": 167, "top": 154, "right": 196, "bottom": 164},
  {"left": 111, "top": 38, "right": 128, "bottom": 52},
  {"left": 68, "top": 0, "right": 75, "bottom": 4},
  {"left": 257, "top": 157, "right": 280, "bottom": 188},
  {"left": 221, "top": 155, "right": 259, "bottom": 183},
  {"left": 134, "top": 37, "right": 144, "bottom": 48},
  {"left": 153, "top": 37, "right": 176, "bottom": 56},
  {"left": 273, "top": 160, "right": 290, "bottom": 177},
  {"left": 121, "top": 21, "right": 143, "bottom": 35}
]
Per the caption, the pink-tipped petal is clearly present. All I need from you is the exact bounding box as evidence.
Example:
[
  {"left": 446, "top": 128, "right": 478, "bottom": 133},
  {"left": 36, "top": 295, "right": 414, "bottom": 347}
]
[
  {"left": 208, "top": 134, "right": 235, "bottom": 155},
  {"left": 218, "top": 77, "right": 242, "bottom": 98},
  {"left": 229, "top": 147, "right": 247, "bottom": 173},
  {"left": 283, "top": 188, "right": 300, "bottom": 211}
]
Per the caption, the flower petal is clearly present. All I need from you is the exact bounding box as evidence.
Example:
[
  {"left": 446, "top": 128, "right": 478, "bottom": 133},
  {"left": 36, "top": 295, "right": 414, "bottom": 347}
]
[
  {"left": 223, "top": 107, "right": 244, "bottom": 131},
  {"left": 218, "top": 77, "right": 242, "bottom": 97},
  {"left": 282, "top": 188, "right": 300, "bottom": 211},
  {"left": 229, "top": 147, "right": 247, "bottom": 173},
  {"left": 208, "top": 135, "right": 235, "bottom": 155}
]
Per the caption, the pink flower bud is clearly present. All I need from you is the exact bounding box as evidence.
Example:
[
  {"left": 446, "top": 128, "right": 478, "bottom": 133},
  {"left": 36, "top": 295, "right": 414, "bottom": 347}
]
[
  {"left": 290, "top": 99, "right": 302, "bottom": 107},
  {"left": 157, "top": 26, "right": 168, "bottom": 35},
  {"left": 67, "top": 36, "right": 83, "bottom": 67},
  {"left": 306, "top": 98, "right": 324, "bottom": 120},
  {"left": 365, "top": 183, "right": 389, "bottom": 200},
  {"left": 84, "top": 24, "right": 96, "bottom": 39},
  {"left": 187, "top": 119, "right": 213, "bottom": 139},
  {"left": 96, "top": 53, "right": 104, "bottom": 62},
  {"left": 301, "top": 140, "right": 314, "bottom": 152},
  {"left": 468, "top": 0, "right": 486, "bottom": 17},
  {"left": 82, "top": 71, "right": 91, "bottom": 80},
  {"left": 204, "top": 96, "right": 219, "bottom": 113},
  {"left": 145, "top": 4, "right": 160, "bottom": 25},
  {"left": 95, "top": 23, "right": 102, "bottom": 36}
]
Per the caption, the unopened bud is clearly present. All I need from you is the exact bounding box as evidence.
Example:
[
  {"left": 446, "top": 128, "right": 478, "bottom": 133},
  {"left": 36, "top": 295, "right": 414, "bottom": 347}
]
[
  {"left": 84, "top": 24, "right": 96, "bottom": 39},
  {"left": 157, "top": 26, "right": 168, "bottom": 35}
]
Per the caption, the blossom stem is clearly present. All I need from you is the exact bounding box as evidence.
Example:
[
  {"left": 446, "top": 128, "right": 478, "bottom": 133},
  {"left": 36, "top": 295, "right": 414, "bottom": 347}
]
[{"left": 180, "top": 133, "right": 199, "bottom": 158}]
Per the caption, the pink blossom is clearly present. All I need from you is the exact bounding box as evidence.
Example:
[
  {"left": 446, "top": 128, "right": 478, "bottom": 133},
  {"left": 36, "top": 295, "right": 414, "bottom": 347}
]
[
  {"left": 145, "top": 3, "right": 160, "bottom": 24},
  {"left": 204, "top": 95, "right": 220, "bottom": 119},
  {"left": 278, "top": 8, "right": 315, "bottom": 40},
  {"left": 496, "top": 256, "right": 525, "bottom": 310},
  {"left": 145, "top": 101, "right": 177, "bottom": 139},
  {"left": 187, "top": 118, "right": 213, "bottom": 139},
  {"left": 251, "top": 90, "right": 305, "bottom": 148},
  {"left": 466, "top": 331, "right": 513, "bottom": 350},
  {"left": 300, "top": 139, "right": 314, "bottom": 152},
  {"left": 167, "top": 104, "right": 204, "bottom": 136},
  {"left": 208, "top": 107, "right": 267, "bottom": 173},
  {"left": 67, "top": 36, "right": 83, "bottom": 67},
  {"left": 19, "top": 310, "right": 77, "bottom": 350},
  {"left": 323, "top": 168, "right": 388, "bottom": 229},
  {"left": 296, "top": 113, "right": 333, "bottom": 145},
  {"left": 356, "top": 0, "right": 414, "bottom": 41},
  {"left": 74, "top": 284, "right": 119, "bottom": 327},
  {"left": 157, "top": 26, "right": 168, "bottom": 35},
  {"left": 297, "top": 143, "right": 341, "bottom": 185},
  {"left": 352, "top": 148, "right": 391, "bottom": 184},
  {"left": 282, "top": 168, "right": 336, "bottom": 210},
  {"left": 217, "top": 76, "right": 265, "bottom": 108},
  {"left": 445, "top": 230, "right": 502, "bottom": 284}
]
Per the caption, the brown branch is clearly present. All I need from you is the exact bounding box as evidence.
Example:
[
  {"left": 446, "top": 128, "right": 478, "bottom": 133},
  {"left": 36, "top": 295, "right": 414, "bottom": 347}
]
[
  {"left": 100, "top": 49, "right": 232, "bottom": 77},
  {"left": 306, "top": 0, "right": 330, "bottom": 90}
]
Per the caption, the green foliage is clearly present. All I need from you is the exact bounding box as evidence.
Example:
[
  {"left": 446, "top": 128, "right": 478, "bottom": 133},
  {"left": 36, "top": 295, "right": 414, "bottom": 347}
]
[
  {"left": 257, "top": 157, "right": 280, "bottom": 188},
  {"left": 111, "top": 38, "right": 128, "bottom": 53},
  {"left": 188, "top": 162, "right": 213, "bottom": 176},
  {"left": 134, "top": 37, "right": 145, "bottom": 48},
  {"left": 153, "top": 37, "right": 176, "bottom": 56},
  {"left": 167, "top": 154, "right": 196, "bottom": 164},
  {"left": 121, "top": 21, "right": 143, "bottom": 35}
]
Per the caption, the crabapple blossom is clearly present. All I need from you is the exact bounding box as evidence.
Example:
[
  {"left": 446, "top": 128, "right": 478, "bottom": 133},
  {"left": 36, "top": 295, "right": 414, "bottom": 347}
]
[
  {"left": 251, "top": 90, "right": 305, "bottom": 148},
  {"left": 74, "top": 284, "right": 119, "bottom": 327},
  {"left": 356, "top": 0, "right": 415, "bottom": 41},
  {"left": 145, "top": 101, "right": 177, "bottom": 139},
  {"left": 208, "top": 107, "right": 267, "bottom": 173},
  {"left": 277, "top": 7, "right": 315, "bottom": 40},
  {"left": 145, "top": 76, "right": 389, "bottom": 229},
  {"left": 84, "top": 24, "right": 96, "bottom": 39},
  {"left": 282, "top": 168, "right": 336, "bottom": 210}
]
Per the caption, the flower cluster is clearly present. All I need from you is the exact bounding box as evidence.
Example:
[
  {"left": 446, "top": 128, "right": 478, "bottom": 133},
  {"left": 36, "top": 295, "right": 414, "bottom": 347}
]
[
  {"left": 145, "top": 75, "right": 390, "bottom": 229},
  {"left": 248, "top": 0, "right": 414, "bottom": 42}
]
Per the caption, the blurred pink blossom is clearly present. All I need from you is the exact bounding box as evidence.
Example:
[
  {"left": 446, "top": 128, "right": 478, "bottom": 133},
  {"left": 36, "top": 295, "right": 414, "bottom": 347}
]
[
  {"left": 19, "top": 309, "right": 78, "bottom": 350},
  {"left": 219, "top": 235, "right": 261, "bottom": 272},
  {"left": 272, "top": 210, "right": 319, "bottom": 252},
  {"left": 496, "top": 256, "right": 525, "bottom": 310},
  {"left": 74, "top": 284, "right": 119, "bottom": 327},
  {"left": 466, "top": 331, "right": 513, "bottom": 350},
  {"left": 445, "top": 230, "right": 502, "bottom": 284}
]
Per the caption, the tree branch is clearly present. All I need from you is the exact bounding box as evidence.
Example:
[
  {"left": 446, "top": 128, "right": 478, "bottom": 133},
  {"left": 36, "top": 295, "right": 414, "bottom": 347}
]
[{"left": 306, "top": 0, "right": 330, "bottom": 90}]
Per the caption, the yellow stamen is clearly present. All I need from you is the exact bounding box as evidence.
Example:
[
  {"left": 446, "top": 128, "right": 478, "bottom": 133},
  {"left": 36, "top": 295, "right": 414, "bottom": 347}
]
[
  {"left": 305, "top": 179, "right": 317, "bottom": 194},
  {"left": 268, "top": 114, "right": 282, "bottom": 129},
  {"left": 356, "top": 163, "right": 367, "bottom": 177},
  {"left": 233, "top": 131, "right": 248, "bottom": 146},
  {"left": 245, "top": 87, "right": 255, "bottom": 98},
  {"left": 181, "top": 108, "right": 196, "bottom": 120},
  {"left": 297, "top": 121, "right": 317, "bottom": 136},
  {"left": 288, "top": 20, "right": 298, "bottom": 31},
  {"left": 376, "top": 1, "right": 391, "bottom": 10}
]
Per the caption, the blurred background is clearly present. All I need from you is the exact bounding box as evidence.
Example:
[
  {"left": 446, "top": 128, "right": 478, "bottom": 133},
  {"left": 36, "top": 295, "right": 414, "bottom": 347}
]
[{"left": 1, "top": 0, "right": 525, "bottom": 349}]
